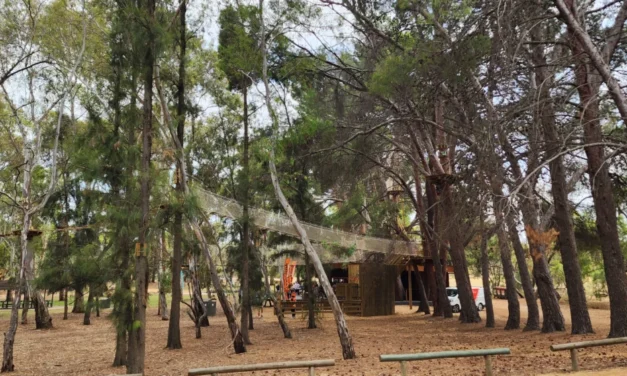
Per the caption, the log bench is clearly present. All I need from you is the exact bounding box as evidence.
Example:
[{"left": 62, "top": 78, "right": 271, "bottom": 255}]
[
  {"left": 550, "top": 337, "right": 627, "bottom": 371},
  {"left": 188, "top": 359, "right": 335, "bottom": 376},
  {"left": 380, "top": 348, "right": 511, "bottom": 376}
]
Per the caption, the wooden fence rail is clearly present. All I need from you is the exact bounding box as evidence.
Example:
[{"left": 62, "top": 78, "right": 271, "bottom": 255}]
[
  {"left": 188, "top": 359, "right": 335, "bottom": 376},
  {"left": 550, "top": 337, "right": 627, "bottom": 371},
  {"left": 380, "top": 348, "right": 511, "bottom": 376}
]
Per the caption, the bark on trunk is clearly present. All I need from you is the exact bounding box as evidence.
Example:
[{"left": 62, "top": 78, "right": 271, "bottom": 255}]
[
  {"left": 426, "top": 182, "right": 452, "bottom": 318},
  {"left": 480, "top": 225, "right": 495, "bottom": 328},
  {"left": 492, "top": 192, "right": 520, "bottom": 330},
  {"left": 411, "top": 262, "right": 430, "bottom": 315},
  {"left": 269, "top": 156, "right": 355, "bottom": 359},
  {"left": 58, "top": 289, "right": 64, "bottom": 302},
  {"left": 20, "top": 291, "right": 29, "bottom": 325},
  {"left": 63, "top": 288, "right": 68, "bottom": 320},
  {"left": 530, "top": 239, "right": 566, "bottom": 333},
  {"left": 158, "top": 231, "right": 169, "bottom": 321},
  {"left": 497, "top": 226, "right": 519, "bottom": 330},
  {"left": 190, "top": 257, "right": 207, "bottom": 327},
  {"left": 441, "top": 185, "right": 480, "bottom": 323},
  {"left": 113, "top": 328, "right": 127, "bottom": 368},
  {"left": 72, "top": 288, "right": 85, "bottom": 314},
  {"left": 32, "top": 292, "right": 52, "bottom": 330},
  {"left": 1, "top": 283, "right": 21, "bottom": 372},
  {"left": 167, "top": 207, "right": 183, "bottom": 347},
  {"left": 3, "top": 217, "right": 32, "bottom": 371},
  {"left": 247, "top": 304, "right": 253, "bottom": 330},
  {"left": 83, "top": 288, "right": 94, "bottom": 325},
  {"left": 306, "top": 254, "right": 317, "bottom": 328},
  {"left": 257, "top": 246, "right": 291, "bottom": 338},
  {"left": 506, "top": 214, "right": 540, "bottom": 331},
  {"left": 240, "top": 86, "right": 251, "bottom": 345}
]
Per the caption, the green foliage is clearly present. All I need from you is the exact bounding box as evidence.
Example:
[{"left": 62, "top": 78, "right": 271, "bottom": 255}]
[{"left": 218, "top": 5, "right": 263, "bottom": 92}]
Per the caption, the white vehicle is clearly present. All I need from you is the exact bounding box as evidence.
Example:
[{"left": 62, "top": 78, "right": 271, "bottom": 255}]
[{"left": 446, "top": 287, "right": 486, "bottom": 313}]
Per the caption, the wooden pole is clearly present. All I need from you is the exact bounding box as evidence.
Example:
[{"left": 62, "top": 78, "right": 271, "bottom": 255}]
[
  {"left": 309, "top": 366, "right": 315, "bottom": 376},
  {"left": 484, "top": 355, "right": 492, "bottom": 376},
  {"left": 400, "top": 360, "right": 408, "bottom": 376},
  {"left": 407, "top": 265, "right": 413, "bottom": 310},
  {"left": 570, "top": 349, "right": 579, "bottom": 371}
]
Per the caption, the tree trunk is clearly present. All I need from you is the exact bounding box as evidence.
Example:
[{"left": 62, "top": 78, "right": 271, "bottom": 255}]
[
  {"left": 1, "top": 283, "right": 22, "bottom": 372},
  {"left": 72, "top": 288, "right": 85, "bottom": 314},
  {"left": 426, "top": 182, "right": 452, "bottom": 318},
  {"left": 240, "top": 86, "right": 252, "bottom": 345},
  {"left": 562, "top": 2, "right": 627, "bottom": 337},
  {"left": 528, "top": 17, "right": 593, "bottom": 335},
  {"left": 3, "top": 215, "right": 32, "bottom": 371},
  {"left": 63, "top": 288, "right": 68, "bottom": 320},
  {"left": 306, "top": 254, "right": 317, "bottom": 328},
  {"left": 83, "top": 288, "right": 94, "bottom": 325},
  {"left": 32, "top": 292, "right": 52, "bottom": 330},
  {"left": 411, "top": 262, "right": 430, "bottom": 315},
  {"left": 506, "top": 213, "right": 540, "bottom": 331},
  {"left": 167, "top": 206, "right": 183, "bottom": 347},
  {"left": 247, "top": 304, "right": 254, "bottom": 330},
  {"left": 257, "top": 246, "right": 292, "bottom": 338},
  {"left": 440, "top": 184, "right": 480, "bottom": 323},
  {"left": 190, "top": 256, "right": 207, "bottom": 326},
  {"left": 491, "top": 190, "right": 520, "bottom": 330},
  {"left": 497, "top": 226, "right": 519, "bottom": 330},
  {"left": 158, "top": 231, "right": 169, "bottom": 320},
  {"left": 269, "top": 155, "right": 355, "bottom": 359},
  {"left": 20, "top": 290, "right": 29, "bottom": 325},
  {"left": 58, "top": 289, "right": 64, "bottom": 302},
  {"left": 167, "top": 0, "right": 186, "bottom": 348},
  {"left": 194, "top": 226, "right": 246, "bottom": 353},
  {"left": 480, "top": 224, "right": 495, "bottom": 328},
  {"left": 126, "top": 0, "right": 154, "bottom": 371}
]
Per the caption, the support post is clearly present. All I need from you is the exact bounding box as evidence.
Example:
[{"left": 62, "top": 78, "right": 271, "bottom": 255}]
[
  {"left": 309, "top": 366, "right": 315, "bottom": 376},
  {"left": 407, "top": 265, "right": 412, "bottom": 310},
  {"left": 400, "top": 360, "right": 408, "bottom": 376},
  {"left": 570, "top": 348, "right": 579, "bottom": 371},
  {"left": 484, "top": 355, "right": 492, "bottom": 376}
]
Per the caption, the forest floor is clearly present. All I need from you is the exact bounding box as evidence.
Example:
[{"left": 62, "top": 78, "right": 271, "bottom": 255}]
[{"left": 2, "top": 293, "right": 626, "bottom": 375}]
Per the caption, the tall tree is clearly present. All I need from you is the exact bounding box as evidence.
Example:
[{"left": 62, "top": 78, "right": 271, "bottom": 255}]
[
  {"left": 127, "top": 0, "right": 155, "bottom": 371},
  {"left": 555, "top": 0, "right": 627, "bottom": 337},
  {"left": 167, "top": 0, "right": 187, "bottom": 350}
]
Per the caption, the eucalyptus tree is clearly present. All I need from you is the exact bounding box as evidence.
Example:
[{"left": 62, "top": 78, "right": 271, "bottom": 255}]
[{"left": 0, "top": 0, "right": 88, "bottom": 370}]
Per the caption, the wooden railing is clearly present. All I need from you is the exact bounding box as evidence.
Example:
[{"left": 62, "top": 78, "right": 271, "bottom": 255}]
[
  {"left": 380, "top": 348, "right": 511, "bottom": 376},
  {"left": 279, "top": 299, "right": 362, "bottom": 316},
  {"left": 188, "top": 359, "right": 335, "bottom": 376},
  {"left": 550, "top": 337, "right": 627, "bottom": 371}
]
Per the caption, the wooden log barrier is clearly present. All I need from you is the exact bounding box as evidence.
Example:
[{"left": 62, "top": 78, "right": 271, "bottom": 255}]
[
  {"left": 188, "top": 359, "right": 335, "bottom": 376},
  {"left": 380, "top": 348, "right": 511, "bottom": 376},
  {"left": 550, "top": 337, "right": 627, "bottom": 371}
]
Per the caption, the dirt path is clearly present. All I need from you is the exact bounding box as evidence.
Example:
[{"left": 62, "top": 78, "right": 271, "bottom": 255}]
[{"left": 1, "top": 299, "right": 624, "bottom": 375}]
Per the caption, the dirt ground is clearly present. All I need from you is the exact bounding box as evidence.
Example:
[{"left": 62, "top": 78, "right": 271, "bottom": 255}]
[{"left": 2, "top": 296, "right": 627, "bottom": 376}]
